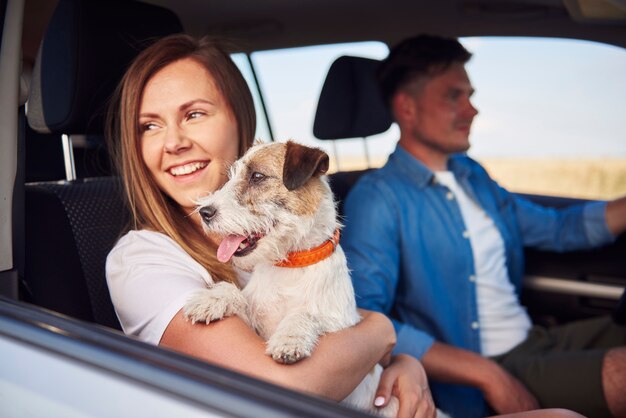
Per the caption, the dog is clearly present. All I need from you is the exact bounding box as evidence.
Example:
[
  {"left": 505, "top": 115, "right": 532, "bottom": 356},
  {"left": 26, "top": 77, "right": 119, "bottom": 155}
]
[{"left": 184, "top": 140, "right": 399, "bottom": 416}]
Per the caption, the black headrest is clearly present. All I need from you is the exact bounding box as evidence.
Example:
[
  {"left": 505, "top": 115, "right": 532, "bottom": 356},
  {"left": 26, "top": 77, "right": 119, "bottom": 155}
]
[
  {"left": 313, "top": 56, "right": 392, "bottom": 140},
  {"left": 27, "top": 0, "right": 183, "bottom": 135}
]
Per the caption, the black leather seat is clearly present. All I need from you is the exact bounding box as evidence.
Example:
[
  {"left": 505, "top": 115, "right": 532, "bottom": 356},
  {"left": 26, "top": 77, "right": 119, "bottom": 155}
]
[
  {"left": 23, "top": 0, "right": 182, "bottom": 329},
  {"left": 313, "top": 55, "right": 392, "bottom": 215}
]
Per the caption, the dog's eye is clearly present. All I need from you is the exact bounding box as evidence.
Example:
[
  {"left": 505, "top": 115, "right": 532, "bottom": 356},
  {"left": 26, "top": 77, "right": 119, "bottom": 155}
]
[{"left": 250, "top": 172, "right": 266, "bottom": 184}]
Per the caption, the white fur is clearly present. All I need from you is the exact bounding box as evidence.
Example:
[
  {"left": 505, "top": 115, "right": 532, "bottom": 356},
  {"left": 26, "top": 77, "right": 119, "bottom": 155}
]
[
  {"left": 186, "top": 142, "right": 398, "bottom": 416},
  {"left": 183, "top": 281, "right": 249, "bottom": 325}
]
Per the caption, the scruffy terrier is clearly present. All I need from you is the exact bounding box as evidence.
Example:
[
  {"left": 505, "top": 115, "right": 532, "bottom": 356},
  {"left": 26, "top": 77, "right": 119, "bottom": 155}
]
[{"left": 184, "top": 140, "right": 399, "bottom": 416}]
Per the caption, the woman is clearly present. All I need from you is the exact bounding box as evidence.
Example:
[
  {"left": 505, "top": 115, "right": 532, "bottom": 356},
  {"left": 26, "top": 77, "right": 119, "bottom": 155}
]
[{"left": 105, "top": 34, "right": 434, "bottom": 418}]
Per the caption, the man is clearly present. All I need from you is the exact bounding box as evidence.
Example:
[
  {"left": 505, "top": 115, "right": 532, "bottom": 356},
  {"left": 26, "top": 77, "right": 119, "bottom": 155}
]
[{"left": 342, "top": 34, "right": 626, "bottom": 418}]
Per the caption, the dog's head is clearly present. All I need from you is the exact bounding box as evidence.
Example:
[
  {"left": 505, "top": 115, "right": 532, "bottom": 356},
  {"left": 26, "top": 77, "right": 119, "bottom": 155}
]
[{"left": 196, "top": 140, "right": 337, "bottom": 271}]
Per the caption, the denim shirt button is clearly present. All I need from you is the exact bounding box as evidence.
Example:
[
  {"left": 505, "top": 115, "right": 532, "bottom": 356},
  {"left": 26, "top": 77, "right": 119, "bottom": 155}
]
[
  {"left": 462, "top": 230, "right": 470, "bottom": 239},
  {"left": 446, "top": 191, "right": 454, "bottom": 200},
  {"left": 471, "top": 321, "right": 480, "bottom": 330},
  {"left": 469, "top": 275, "right": 476, "bottom": 282}
]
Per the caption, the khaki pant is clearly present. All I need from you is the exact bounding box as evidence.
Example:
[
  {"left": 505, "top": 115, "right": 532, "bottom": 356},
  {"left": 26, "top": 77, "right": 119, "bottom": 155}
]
[{"left": 491, "top": 316, "right": 626, "bottom": 418}]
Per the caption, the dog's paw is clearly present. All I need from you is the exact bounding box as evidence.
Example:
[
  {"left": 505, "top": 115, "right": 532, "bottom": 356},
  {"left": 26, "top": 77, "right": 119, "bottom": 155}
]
[
  {"left": 265, "top": 334, "right": 314, "bottom": 364},
  {"left": 183, "top": 282, "right": 248, "bottom": 325}
]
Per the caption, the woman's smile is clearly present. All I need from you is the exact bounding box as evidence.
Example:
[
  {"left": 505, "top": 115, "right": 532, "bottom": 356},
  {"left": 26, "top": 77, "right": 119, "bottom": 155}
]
[
  {"left": 168, "top": 161, "right": 208, "bottom": 177},
  {"left": 166, "top": 160, "right": 211, "bottom": 185}
]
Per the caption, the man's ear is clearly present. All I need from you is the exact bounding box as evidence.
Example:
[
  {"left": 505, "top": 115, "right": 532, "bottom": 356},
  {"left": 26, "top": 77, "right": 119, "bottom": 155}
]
[
  {"left": 391, "top": 91, "right": 415, "bottom": 125},
  {"left": 283, "top": 140, "right": 329, "bottom": 191}
]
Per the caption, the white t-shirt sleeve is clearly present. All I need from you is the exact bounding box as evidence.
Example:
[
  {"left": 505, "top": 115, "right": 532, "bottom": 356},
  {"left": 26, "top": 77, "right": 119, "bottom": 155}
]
[{"left": 106, "top": 230, "right": 214, "bottom": 345}]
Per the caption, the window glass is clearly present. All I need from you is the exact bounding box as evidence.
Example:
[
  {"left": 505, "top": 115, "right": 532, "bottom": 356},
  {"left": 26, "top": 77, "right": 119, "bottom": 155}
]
[
  {"left": 463, "top": 37, "right": 626, "bottom": 200},
  {"left": 249, "top": 42, "right": 396, "bottom": 172},
  {"left": 240, "top": 38, "right": 626, "bottom": 200},
  {"left": 231, "top": 53, "right": 272, "bottom": 142}
]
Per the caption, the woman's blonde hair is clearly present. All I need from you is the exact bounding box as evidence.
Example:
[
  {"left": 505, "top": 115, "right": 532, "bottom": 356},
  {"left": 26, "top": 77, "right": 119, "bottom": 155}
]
[{"left": 107, "top": 34, "right": 256, "bottom": 284}]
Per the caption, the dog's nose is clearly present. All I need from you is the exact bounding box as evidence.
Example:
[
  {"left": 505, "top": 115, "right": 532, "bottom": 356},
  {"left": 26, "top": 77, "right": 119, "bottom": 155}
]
[{"left": 199, "top": 206, "right": 217, "bottom": 224}]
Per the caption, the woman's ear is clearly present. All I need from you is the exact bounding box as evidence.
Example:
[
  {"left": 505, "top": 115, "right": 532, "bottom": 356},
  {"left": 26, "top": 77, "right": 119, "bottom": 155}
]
[{"left": 282, "top": 140, "right": 329, "bottom": 191}]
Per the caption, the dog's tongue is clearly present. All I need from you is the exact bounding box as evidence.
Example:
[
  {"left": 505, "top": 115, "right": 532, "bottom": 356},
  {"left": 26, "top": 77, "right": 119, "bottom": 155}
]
[{"left": 217, "top": 234, "right": 247, "bottom": 263}]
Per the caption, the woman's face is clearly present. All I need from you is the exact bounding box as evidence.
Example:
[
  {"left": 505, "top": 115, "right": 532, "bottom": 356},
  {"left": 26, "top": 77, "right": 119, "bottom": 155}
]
[{"left": 139, "top": 57, "right": 239, "bottom": 214}]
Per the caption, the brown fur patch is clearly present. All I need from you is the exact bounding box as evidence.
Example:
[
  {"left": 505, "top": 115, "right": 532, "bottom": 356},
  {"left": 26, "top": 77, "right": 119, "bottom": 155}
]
[
  {"left": 283, "top": 141, "right": 329, "bottom": 191},
  {"left": 235, "top": 143, "right": 325, "bottom": 217}
]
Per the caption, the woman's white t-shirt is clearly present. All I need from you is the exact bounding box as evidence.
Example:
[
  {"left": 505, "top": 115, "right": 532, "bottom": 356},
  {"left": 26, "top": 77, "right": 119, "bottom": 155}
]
[{"left": 106, "top": 230, "right": 216, "bottom": 345}]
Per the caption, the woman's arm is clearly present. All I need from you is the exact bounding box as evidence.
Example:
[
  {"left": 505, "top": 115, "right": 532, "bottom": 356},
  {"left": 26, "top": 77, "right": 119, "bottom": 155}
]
[{"left": 160, "top": 308, "right": 395, "bottom": 400}]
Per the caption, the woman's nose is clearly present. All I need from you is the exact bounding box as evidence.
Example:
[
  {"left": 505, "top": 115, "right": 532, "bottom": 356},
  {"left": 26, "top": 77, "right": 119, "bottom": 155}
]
[{"left": 163, "top": 126, "right": 191, "bottom": 153}]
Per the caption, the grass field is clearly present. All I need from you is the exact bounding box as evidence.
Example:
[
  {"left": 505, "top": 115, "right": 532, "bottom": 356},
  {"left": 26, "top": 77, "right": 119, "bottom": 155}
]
[
  {"left": 480, "top": 158, "right": 626, "bottom": 200},
  {"left": 329, "top": 157, "right": 626, "bottom": 200}
]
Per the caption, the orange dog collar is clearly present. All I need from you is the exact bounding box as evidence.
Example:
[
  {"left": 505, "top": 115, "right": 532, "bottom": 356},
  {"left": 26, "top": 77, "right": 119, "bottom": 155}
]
[{"left": 275, "top": 229, "right": 341, "bottom": 268}]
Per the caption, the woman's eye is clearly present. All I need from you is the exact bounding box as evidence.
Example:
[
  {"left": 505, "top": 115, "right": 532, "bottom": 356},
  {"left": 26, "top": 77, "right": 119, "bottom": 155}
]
[
  {"left": 187, "top": 111, "right": 204, "bottom": 120},
  {"left": 141, "top": 122, "right": 159, "bottom": 132},
  {"left": 250, "top": 172, "right": 266, "bottom": 184}
]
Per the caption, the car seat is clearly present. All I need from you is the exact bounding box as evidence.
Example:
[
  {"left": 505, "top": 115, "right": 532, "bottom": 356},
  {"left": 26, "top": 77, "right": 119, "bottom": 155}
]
[
  {"left": 313, "top": 55, "right": 392, "bottom": 215},
  {"left": 23, "top": 0, "right": 182, "bottom": 329}
]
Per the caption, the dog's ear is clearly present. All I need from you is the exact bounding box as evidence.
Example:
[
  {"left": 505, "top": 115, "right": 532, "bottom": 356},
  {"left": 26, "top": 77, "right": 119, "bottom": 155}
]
[{"left": 283, "top": 140, "right": 329, "bottom": 191}]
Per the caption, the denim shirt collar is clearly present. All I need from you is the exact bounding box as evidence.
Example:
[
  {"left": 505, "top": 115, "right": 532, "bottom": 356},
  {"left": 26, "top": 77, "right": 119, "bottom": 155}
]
[{"left": 390, "top": 144, "right": 472, "bottom": 188}]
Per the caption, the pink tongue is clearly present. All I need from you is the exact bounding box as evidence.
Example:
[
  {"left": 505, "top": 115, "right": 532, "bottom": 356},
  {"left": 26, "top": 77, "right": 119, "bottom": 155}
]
[{"left": 217, "top": 234, "right": 247, "bottom": 263}]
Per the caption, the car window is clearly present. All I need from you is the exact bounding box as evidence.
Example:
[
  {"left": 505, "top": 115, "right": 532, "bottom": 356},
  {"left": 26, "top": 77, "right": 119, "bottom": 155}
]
[
  {"left": 236, "top": 42, "right": 397, "bottom": 172},
  {"left": 463, "top": 37, "right": 626, "bottom": 201},
  {"left": 231, "top": 53, "right": 273, "bottom": 142},
  {"left": 235, "top": 38, "right": 625, "bottom": 200}
]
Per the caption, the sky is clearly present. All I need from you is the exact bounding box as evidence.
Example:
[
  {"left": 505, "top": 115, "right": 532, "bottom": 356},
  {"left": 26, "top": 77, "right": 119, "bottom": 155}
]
[{"left": 234, "top": 37, "right": 626, "bottom": 162}]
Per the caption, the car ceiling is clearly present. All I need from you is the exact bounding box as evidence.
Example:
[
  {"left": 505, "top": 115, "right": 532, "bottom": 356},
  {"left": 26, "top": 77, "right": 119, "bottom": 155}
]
[
  {"left": 143, "top": 0, "right": 626, "bottom": 51},
  {"left": 20, "top": 0, "right": 626, "bottom": 70}
]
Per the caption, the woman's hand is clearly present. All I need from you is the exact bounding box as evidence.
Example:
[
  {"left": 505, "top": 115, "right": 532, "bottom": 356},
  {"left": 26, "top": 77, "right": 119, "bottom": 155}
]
[{"left": 375, "top": 354, "right": 437, "bottom": 418}]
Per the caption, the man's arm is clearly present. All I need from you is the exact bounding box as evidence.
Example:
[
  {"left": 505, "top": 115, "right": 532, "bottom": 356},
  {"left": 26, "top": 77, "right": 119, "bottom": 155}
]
[
  {"left": 343, "top": 177, "right": 437, "bottom": 357},
  {"left": 605, "top": 195, "right": 626, "bottom": 237},
  {"left": 422, "top": 342, "right": 540, "bottom": 414},
  {"left": 490, "top": 182, "right": 614, "bottom": 252}
]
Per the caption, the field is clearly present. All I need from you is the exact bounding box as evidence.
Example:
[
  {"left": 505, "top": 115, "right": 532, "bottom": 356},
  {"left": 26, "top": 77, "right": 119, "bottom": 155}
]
[
  {"left": 329, "top": 157, "right": 626, "bottom": 201},
  {"left": 480, "top": 158, "right": 626, "bottom": 200}
]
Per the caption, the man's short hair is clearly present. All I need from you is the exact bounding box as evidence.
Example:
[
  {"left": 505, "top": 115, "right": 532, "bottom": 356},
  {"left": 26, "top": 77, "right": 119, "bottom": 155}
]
[{"left": 377, "top": 34, "right": 472, "bottom": 107}]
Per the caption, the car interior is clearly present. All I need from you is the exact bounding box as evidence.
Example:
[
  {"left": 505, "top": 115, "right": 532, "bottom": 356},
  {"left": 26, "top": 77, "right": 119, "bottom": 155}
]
[
  {"left": 313, "top": 49, "right": 626, "bottom": 327},
  {"left": 2, "top": 0, "right": 625, "bottom": 415},
  {"left": 16, "top": 0, "right": 626, "bottom": 330},
  {"left": 21, "top": 0, "right": 185, "bottom": 330}
]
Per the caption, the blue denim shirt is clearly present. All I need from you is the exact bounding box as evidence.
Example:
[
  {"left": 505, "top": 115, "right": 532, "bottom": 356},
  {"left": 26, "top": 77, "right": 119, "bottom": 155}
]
[{"left": 342, "top": 145, "right": 614, "bottom": 418}]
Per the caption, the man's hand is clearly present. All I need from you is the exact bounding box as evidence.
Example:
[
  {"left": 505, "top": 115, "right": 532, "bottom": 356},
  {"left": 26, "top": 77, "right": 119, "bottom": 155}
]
[
  {"left": 422, "top": 342, "right": 539, "bottom": 414},
  {"left": 376, "top": 354, "right": 437, "bottom": 418},
  {"left": 479, "top": 362, "right": 540, "bottom": 414},
  {"left": 606, "top": 195, "right": 626, "bottom": 237}
]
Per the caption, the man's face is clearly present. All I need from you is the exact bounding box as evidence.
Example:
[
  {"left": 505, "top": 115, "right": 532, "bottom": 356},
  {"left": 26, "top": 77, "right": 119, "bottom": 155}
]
[{"left": 400, "top": 62, "right": 478, "bottom": 157}]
